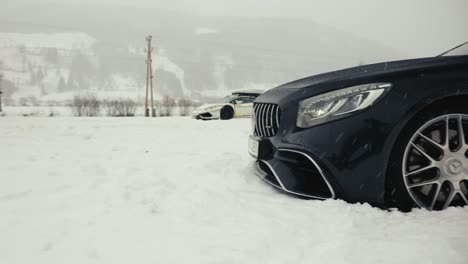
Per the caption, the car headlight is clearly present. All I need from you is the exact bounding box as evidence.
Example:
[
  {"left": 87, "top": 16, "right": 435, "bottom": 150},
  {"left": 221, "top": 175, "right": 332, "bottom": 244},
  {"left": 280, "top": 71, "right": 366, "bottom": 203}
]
[{"left": 297, "top": 83, "right": 391, "bottom": 128}]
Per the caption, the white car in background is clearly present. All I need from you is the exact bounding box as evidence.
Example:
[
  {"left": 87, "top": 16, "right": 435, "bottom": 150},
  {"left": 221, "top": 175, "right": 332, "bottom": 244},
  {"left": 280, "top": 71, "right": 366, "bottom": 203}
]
[{"left": 193, "top": 90, "right": 264, "bottom": 120}]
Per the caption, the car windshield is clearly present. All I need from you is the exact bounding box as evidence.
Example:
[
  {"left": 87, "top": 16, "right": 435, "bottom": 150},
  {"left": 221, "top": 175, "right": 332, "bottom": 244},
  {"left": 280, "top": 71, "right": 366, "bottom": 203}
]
[
  {"left": 217, "top": 95, "right": 238, "bottom": 103},
  {"left": 439, "top": 42, "right": 468, "bottom": 56}
]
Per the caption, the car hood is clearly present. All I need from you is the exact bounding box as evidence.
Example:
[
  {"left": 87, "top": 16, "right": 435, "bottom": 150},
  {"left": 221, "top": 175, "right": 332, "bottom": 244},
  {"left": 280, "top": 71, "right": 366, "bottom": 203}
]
[
  {"left": 277, "top": 56, "right": 461, "bottom": 90},
  {"left": 196, "top": 103, "right": 225, "bottom": 110},
  {"left": 255, "top": 55, "right": 468, "bottom": 104}
]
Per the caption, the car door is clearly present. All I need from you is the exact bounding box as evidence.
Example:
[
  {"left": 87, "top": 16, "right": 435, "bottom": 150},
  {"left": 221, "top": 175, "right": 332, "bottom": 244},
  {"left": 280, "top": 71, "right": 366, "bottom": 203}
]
[{"left": 234, "top": 96, "right": 255, "bottom": 117}]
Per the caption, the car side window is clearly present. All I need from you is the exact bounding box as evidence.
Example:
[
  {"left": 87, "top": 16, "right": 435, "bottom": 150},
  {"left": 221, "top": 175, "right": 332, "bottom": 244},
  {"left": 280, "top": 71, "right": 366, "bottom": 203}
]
[
  {"left": 231, "top": 96, "right": 255, "bottom": 104},
  {"left": 238, "top": 97, "right": 254, "bottom": 104},
  {"left": 232, "top": 98, "right": 244, "bottom": 104}
]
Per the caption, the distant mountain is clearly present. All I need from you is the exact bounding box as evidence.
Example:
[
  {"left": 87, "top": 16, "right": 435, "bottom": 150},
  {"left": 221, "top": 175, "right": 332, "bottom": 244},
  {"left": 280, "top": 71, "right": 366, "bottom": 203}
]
[{"left": 0, "top": 4, "right": 406, "bottom": 103}]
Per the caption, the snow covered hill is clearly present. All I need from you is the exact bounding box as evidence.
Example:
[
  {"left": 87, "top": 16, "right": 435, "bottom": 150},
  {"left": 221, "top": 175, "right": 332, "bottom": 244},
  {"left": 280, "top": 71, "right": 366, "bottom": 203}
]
[
  {"left": 0, "top": 5, "right": 407, "bottom": 104},
  {"left": 0, "top": 32, "right": 96, "bottom": 101},
  {"left": 0, "top": 117, "right": 467, "bottom": 264}
]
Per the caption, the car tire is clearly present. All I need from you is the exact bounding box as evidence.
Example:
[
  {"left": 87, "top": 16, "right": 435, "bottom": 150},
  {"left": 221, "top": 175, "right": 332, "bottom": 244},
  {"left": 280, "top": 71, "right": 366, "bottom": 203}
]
[
  {"left": 220, "top": 106, "right": 234, "bottom": 120},
  {"left": 386, "top": 101, "right": 468, "bottom": 211}
]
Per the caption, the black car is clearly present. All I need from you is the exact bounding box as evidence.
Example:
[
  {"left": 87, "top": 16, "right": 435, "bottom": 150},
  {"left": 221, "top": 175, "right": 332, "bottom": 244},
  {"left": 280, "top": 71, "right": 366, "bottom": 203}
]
[{"left": 249, "top": 42, "right": 468, "bottom": 211}]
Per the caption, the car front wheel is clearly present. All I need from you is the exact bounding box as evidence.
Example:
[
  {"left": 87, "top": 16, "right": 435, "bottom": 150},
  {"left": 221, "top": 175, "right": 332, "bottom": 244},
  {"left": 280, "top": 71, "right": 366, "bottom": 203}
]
[
  {"left": 220, "top": 106, "right": 234, "bottom": 120},
  {"left": 387, "top": 103, "right": 468, "bottom": 211}
]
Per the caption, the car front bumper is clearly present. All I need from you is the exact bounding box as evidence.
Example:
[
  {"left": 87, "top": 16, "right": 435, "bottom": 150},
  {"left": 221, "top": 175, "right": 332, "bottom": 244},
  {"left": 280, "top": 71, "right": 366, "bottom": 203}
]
[
  {"left": 250, "top": 140, "right": 335, "bottom": 199},
  {"left": 250, "top": 87, "right": 409, "bottom": 206},
  {"left": 192, "top": 109, "right": 220, "bottom": 120}
]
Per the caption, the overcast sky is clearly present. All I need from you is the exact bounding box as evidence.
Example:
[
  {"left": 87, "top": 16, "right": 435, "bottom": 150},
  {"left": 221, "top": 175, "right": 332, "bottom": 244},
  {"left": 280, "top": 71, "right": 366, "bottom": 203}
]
[{"left": 7, "top": 0, "right": 468, "bottom": 57}]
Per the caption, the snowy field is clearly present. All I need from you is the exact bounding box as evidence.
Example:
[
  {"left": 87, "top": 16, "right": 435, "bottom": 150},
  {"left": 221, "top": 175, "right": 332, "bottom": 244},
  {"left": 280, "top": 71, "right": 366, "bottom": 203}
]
[{"left": 1, "top": 116, "right": 468, "bottom": 264}]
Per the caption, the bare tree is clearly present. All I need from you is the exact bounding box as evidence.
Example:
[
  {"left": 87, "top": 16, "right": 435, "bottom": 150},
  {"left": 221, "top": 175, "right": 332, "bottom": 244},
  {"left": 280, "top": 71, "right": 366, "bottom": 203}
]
[
  {"left": 160, "top": 95, "right": 176, "bottom": 116},
  {"left": 3, "top": 97, "right": 15, "bottom": 106},
  {"left": 17, "top": 96, "right": 40, "bottom": 106},
  {"left": 70, "top": 96, "right": 84, "bottom": 116},
  {"left": 70, "top": 94, "right": 101, "bottom": 117},
  {"left": 104, "top": 98, "right": 137, "bottom": 117},
  {"left": 104, "top": 99, "right": 119, "bottom": 117},
  {"left": 18, "top": 97, "right": 29, "bottom": 106},
  {"left": 154, "top": 100, "right": 161, "bottom": 116},
  {"left": 46, "top": 100, "right": 59, "bottom": 107},
  {"left": 27, "top": 96, "right": 40, "bottom": 106},
  {"left": 122, "top": 99, "right": 137, "bottom": 117},
  {"left": 178, "top": 98, "right": 194, "bottom": 116}
]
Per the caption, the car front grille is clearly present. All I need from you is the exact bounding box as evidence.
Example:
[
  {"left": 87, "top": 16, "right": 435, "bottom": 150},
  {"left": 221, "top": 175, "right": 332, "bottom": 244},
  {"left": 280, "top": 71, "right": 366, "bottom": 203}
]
[{"left": 253, "top": 103, "right": 281, "bottom": 138}]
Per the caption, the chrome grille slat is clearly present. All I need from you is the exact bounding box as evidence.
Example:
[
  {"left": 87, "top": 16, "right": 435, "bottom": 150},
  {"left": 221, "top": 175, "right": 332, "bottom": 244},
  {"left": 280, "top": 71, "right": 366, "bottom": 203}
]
[
  {"left": 260, "top": 104, "right": 267, "bottom": 137},
  {"left": 275, "top": 106, "right": 280, "bottom": 133},
  {"left": 269, "top": 105, "right": 274, "bottom": 137},
  {"left": 253, "top": 103, "right": 281, "bottom": 138},
  {"left": 253, "top": 104, "right": 260, "bottom": 137},
  {"left": 257, "top": 103, "right": 263, "bottom": 137},
  {"left": 264, "top": 104, "right": 270, "bottom": 137}
]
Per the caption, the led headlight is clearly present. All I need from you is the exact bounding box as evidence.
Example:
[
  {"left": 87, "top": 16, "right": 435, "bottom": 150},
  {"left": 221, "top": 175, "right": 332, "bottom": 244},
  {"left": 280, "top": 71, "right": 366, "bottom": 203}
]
[{"left": 297, "top": 83, "right": 391, "bottom": 128}]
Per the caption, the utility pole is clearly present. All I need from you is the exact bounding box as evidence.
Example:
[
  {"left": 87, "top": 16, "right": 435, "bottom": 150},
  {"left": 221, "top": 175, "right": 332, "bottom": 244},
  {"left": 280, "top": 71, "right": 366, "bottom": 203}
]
[
  {"left": 0, "top": 73, "right": 3, "bottom": 113},
  {"left": 145, "top": 35, "right": 156, "bottom": 117}
]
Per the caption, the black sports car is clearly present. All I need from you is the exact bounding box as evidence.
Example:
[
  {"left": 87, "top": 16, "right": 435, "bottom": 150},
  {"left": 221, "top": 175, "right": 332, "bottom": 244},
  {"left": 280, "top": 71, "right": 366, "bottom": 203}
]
[{"left": 249, "top": 42, "right": 468, "bottom": 211}]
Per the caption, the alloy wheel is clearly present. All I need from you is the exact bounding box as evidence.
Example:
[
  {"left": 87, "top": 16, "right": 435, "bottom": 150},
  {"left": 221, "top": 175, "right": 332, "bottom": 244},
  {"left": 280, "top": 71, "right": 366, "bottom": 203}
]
[{"left": 402, "top": 114, "right": 468, "bottom": 210}]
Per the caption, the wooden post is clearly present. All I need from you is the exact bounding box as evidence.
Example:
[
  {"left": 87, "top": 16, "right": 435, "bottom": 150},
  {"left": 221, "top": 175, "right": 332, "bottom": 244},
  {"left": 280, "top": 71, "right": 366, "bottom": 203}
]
[
  {"left": 145, "top": 36, "right": 155, "bottom": 117},
  {"left": 149, "top": 45, "right": 155, "bottom": 117},
  {"left": 145, "top": 47, "right": 149, "bottom": 117},
  {"left": 0, "top": 73, "right": 3, "bottom": 112}
]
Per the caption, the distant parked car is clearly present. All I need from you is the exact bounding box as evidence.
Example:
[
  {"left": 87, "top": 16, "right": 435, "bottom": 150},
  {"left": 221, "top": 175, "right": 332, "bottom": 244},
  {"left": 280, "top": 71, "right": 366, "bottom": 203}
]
[
  {"left": 249, "top": 42, "right": 468, "bottom": 211},
  {"left": 193, "top": 89, "right": 264, "bottom": 120}
]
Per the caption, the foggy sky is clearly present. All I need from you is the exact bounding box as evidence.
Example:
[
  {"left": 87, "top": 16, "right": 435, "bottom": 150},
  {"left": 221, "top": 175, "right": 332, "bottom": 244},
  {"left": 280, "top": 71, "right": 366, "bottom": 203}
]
[{"left": 5, "top": 0, "right": 468, "bottom": 57}]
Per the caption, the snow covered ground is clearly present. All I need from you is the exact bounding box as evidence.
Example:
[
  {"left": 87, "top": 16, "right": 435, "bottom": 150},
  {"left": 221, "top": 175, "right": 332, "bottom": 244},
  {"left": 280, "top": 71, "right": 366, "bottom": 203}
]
[{"left": 0, "top": 117, "right": 467, "bottom": 264}]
